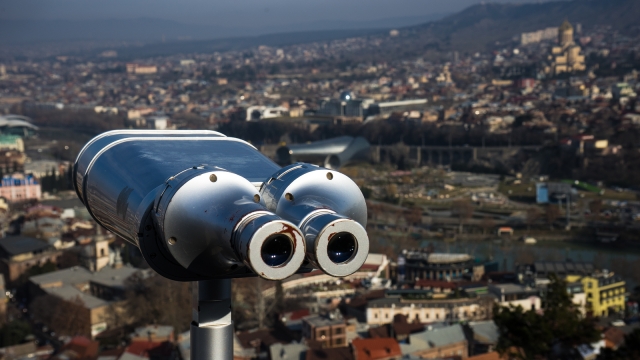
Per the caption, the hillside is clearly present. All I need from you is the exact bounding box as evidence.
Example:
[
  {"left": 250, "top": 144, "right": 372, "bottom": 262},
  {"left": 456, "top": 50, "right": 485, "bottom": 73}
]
[
  {"left": 398, "top": 0, "right": 640, "bottom": 52},
  {"left": 116, "top": 0, "right": 640, "bottom": 59}
]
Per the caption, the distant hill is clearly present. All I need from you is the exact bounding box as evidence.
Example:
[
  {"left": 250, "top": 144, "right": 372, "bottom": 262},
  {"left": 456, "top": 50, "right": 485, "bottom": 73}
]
[
  {"left": 99, "top": 0, "right": 640, "bottom": 59},
  {"left": 0, "top": 13, "right": 448, "bottom": 45},
  {"left": 2, "top": 0, "right": 638, "bottom": 58},
  {"left": 398, "top": 0, "right": 640, "bottom": 52}
]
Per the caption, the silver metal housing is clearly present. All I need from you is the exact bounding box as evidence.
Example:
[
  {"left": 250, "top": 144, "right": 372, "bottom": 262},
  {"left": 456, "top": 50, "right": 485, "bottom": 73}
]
[
  {"left": 157, "top": 170, "right": 305, "bottom": 280},
  {"left": 260, "top": 163, "right": 369, "bottom": 277},
  {"left": 74, "top": 130, "right": 308, "bottom": 281}
]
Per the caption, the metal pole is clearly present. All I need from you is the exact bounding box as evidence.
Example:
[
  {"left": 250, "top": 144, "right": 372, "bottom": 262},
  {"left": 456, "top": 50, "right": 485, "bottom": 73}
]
[{"left": 191, "top": 279, "right": 233, "bottom": 360}]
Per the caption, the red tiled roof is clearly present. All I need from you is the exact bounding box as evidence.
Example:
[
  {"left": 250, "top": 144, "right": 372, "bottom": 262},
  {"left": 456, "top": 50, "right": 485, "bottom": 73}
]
[
  {"left": 59, "top": 336, "right": 99, "bottom": 359},
  {"left": 352, "top": 338, "right": 401, "bottom": 360},
  {"left": 604, "top": 327, "right": 625, "bottom": 349}
]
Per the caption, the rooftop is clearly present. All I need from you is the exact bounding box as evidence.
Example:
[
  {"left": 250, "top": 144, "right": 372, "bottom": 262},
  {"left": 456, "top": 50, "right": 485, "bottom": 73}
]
[
  {"left": 269, "top": 343, "right": 308, "bottom": 360},
  {"left": 401, "top": 324, "right": 466, "bottom": 355},
  {"left": 490, "top": 283, "right": 538, "bottom": 295},
  {"left": 303, "top": 314, "right": 345, "bottom": 328},
  {"left": 29, "top": 265, "right": 140, "bottom": 309},
  {"left": 532, "top": 261, "right": 594, "bottom": 276},
  {"left": 404, "top": 251, "right": 472, "bottom": 263},
  {"left": 352, "top": 338, "right": 401, "bottom": 360},
  {"left": 469, "top": 321, "right": 499, "bottom": 344},
  {"left": 0, "top": 236, "right": 51, "bottom": 257}
]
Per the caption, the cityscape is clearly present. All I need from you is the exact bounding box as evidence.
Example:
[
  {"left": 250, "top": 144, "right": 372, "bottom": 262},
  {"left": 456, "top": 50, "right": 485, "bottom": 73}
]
[{"left": 1, "top": 0, "right": 640, "bottom": 359}]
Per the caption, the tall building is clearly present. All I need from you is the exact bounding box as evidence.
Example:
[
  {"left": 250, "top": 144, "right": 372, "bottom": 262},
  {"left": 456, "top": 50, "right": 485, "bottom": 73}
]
[
  {"left": 546, "top": 20, "right": 586, "bottom": 75},
  {"left": 566, "top": 272, "right": 625, "bottom": 317}
]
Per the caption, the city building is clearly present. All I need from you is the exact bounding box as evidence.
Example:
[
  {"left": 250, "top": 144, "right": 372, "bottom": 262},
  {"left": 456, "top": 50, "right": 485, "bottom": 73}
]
[
  {"left": 0, "top": 236, "right": 60, "bottom": 283},
  {"left": 488, "top": 283, "right": 541, "bottom": 311},
  {"left": 546, "top": 20, "right": 586, "bottom": 75},
  {"left": 400, "top": 324, "right": 468, "bottom": 359},
  {"left": 317, "top": 98, "right": 369, "bottom": 118},
  {"left": 402, "top": 251, "right": 478, "bottom": 281},
  {"left": 0, "top": 174, "right": 41, "bottom": 202},
  {"left": 466, "top": 321, "right": 499, "bottom": 356},
  {"left": 246, "top": 106, "right": 289, "bottom": 121},
  {"left": 521, "top": 27, "right": 559, "bottom": 45},
  {"left": 0, "top": 115, "right": 38, "bottom": 137},
  {"left": 517, "top": 261, "right": 595, "bottom": 284},
  {"left": 566, "top": 272, "right": 626, "bottom": 317},
  {"left": 0, "top": 135, "right": 24, "bottom": 153},
  {"left": 145, "top": 115, "right": 170, "bottom": 130},
  {"left": 130, "top": 325, "right": 175, "bottom": 343},
  {"left": 126, "top": 64, "right": 158, "bottom": 75},
  {"left": 29, "top": 265, "right": 141, "bottom": 337},
  {"left": 0, "top": 151, "right": 26, "bottom": 175},
  {"left": 366, "top": 291, "right": 493, "bottom": 325},
  {"left": 269, "top": 343, "right": 308, "bottom": 360},
  {"left": 302, "top": 313, "right": 348, "bottom": 348}
]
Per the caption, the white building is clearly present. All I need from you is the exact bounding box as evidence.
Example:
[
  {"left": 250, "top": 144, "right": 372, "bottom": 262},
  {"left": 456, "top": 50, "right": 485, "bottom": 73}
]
[{"left": 489, "top": 283, "right": 541, "bottom": 311}]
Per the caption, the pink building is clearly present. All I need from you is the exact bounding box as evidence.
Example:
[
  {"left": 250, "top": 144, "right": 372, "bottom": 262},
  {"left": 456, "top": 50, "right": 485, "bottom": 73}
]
[{"left": 0, "top": 175, "right": 41, "bottom": 203}]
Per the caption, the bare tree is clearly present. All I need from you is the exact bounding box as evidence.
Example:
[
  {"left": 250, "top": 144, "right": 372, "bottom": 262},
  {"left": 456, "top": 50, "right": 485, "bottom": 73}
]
[
  {"left": 480, "top": 216, "right": 495, "bottom": 236},
  {"left": 545, "top": 205, "right": 561, "bottom": 230},
  {"left": 589, "top": 200, "right": 602, "bottom": 221},
  {"left": 404, "top": 207, "right": 422, "bottom": 230},
  {"left": 123, "top": 273, "right": 191, "bottom": 333},
  {"left": 526, "top": 207, "right": 541, "bottom": 232},
  {"left": 453, "top": 200, "right": 474, "bottom": 234},
  {"left": 31, "top": 295, "right": 90, "bottom": 337}
]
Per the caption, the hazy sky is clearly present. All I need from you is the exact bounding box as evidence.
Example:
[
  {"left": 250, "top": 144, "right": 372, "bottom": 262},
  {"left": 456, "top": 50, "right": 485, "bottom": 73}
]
[{"left": 0, "top": 0, "right": 544, "bottom": 27}]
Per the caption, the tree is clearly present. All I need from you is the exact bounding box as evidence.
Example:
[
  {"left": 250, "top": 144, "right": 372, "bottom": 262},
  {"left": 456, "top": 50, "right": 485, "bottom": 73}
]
[
  {"left": 123, "top": 273, "right": 192, "bottom": 333},
  {"left": 495, "top": 275, "right": 599, "bottom": 360},
  {"left": 0, "top": 320, "right": 32, "bottom": 347},
  {"left": 544, "top": 274, "right": 599, "bottom": 353},
  {"left": 590, "top": 200, "right": 603, "bottom": 221},
  {"left": 480, "top": 216, "right": 495, "bottom": 235},
  {"left": 526, "top": 207, "right": 541, "bottom": 232},
  {"left": 494, "top": 303, "right": 552, "bottom": 360},
  {"left": 453, "top": 200, "right": 474, "bottom": 234},
  {"left": 404, "top": 207, "right": 422, "bottom": 227},
  {"left": 31, "top": 295, "right": 90, "bottom": 337},
  {"left": 545, "top": 205, "right": 561, "bottom": 230}
]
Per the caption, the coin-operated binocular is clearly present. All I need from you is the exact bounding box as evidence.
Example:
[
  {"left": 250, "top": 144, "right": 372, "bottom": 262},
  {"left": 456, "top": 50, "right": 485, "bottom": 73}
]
[{"left": 74, "top": 130, "right": 369, "bottom": 359}]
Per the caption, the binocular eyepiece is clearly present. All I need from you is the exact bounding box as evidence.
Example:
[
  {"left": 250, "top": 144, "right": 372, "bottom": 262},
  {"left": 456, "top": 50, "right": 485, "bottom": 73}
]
[{"left": 73, "top": 130, "right": 369, "bottom": 281}]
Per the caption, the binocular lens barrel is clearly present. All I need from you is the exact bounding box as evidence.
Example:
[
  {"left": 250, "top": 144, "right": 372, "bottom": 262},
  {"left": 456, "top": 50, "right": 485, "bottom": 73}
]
[
  {"left": 327, "top": 232, "right": 357, "bottom": 264},
  {"left": 261, "top": 234, "right": 294, "bottom": 267}
]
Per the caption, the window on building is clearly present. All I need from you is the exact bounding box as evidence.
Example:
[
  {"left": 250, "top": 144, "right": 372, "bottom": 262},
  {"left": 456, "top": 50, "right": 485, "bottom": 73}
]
[
  {"left": 335, "top": 338, "right": 343, "bottom": 346},
  {"left": 100, "top": 248, "right": 105, "bottom": 256},
  {"left": 334, "top": 327, "right": 342, "bottom": 335},
  {"left": 319, "top": 330, "right": 327, "bottom": 338}
]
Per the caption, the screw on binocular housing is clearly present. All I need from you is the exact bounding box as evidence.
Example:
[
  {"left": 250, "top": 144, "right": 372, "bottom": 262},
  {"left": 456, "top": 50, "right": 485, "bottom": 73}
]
[{"left": 73, "top": 130, "right": 369, "bottom": 281}]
